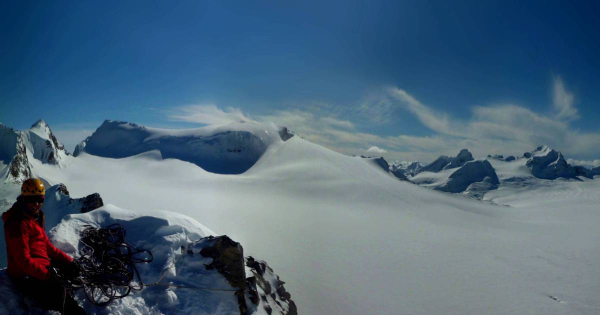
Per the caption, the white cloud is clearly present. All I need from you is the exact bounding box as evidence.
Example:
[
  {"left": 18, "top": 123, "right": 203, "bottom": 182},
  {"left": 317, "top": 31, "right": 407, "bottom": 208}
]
[
  {"left": 552, "top": 75, "right": 579, "bottom": 121},
  {"left": 169, "top": 105, "right": 253, "bottom": 125},
  {"left": 386, "top": 87, "right": 459, "bottom": 136},
  {"left": 567, "top": 159, "right": 600, "bottom": 168},
  {"left": 366, "top": 146, "right": 387, "bottom": 154}
]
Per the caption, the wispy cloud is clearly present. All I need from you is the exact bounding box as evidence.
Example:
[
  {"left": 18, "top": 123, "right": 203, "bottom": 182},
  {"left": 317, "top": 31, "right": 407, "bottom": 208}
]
[
  {"left": 386, "top": 87, "right": 457, "bottom": 136},
  {"left": 552, "top": 75, "right": 579, "bottom": 121},
  {"left": 166, "top": 76, "right": 600, "bottom": 163},
  {"left": 568, "top": 159, "right": 600, "bottom": 168},
  {"left": 169, "top": 105, "right": 253, "bottom": 125}
]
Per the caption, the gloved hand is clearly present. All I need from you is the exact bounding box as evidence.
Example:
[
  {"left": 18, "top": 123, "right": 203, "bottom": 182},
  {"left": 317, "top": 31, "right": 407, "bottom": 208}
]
[{"left": 64, "top": 261, "right": 81, "bottom": 279}]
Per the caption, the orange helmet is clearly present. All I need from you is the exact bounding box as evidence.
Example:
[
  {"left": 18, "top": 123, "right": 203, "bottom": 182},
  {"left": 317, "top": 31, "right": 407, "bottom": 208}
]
[{"left": 21, "top": 178, "right": 46, "bottom": 196}]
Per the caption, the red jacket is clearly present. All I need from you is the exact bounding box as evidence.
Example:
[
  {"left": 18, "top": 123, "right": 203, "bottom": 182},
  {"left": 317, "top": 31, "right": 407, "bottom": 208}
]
[{"left": 2, "top": 201, "right": 73, "bottom": 280}]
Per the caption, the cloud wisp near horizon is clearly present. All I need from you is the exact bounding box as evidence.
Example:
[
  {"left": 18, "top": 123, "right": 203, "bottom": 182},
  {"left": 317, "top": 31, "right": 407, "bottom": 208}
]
[{"left": 167, "top": 76, "right": 600, "bottom": 164}]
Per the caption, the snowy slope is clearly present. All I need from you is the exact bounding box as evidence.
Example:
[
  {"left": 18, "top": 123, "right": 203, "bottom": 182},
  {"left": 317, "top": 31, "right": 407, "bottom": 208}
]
[{"left": 1, "top": 121, "right": 600, "bottom": 314}]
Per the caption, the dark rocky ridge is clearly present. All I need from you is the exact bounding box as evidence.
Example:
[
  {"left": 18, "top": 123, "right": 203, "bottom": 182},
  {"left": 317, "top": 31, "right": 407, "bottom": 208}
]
[{"left": 419, "top": 149, "right": 474, "bottom": 173}]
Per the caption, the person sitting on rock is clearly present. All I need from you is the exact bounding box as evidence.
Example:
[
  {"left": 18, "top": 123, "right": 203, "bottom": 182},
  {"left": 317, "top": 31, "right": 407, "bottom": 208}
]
[{"left": 2, "top": 178, "right": 86, "bottom": 314}]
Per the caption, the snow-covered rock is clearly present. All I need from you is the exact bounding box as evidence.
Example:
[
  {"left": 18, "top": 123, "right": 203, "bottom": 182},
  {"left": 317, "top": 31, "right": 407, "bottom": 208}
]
[
  {"left": 246, "top": 256, "right": 297, "bottom": 315},
  {"left": 390, "top": 161, "right": 423, "bottom": 177},
  {"left": 525, "top": 145, "right": 577, "bottom": 179},
  {"left": 26, "top": 120, "right": 69, "bottom": 166},
  {"left": 75, "top": 120, "right": 294, "bottom": 174},
  {"left": 419, "top": 149, "right": 474, "bottom": 173},
  {"left": 0, "top": 120, "right": 69, "bottom": 182},
  {"left": 437, "top": 160, "right": 499, "bottom": 193}
]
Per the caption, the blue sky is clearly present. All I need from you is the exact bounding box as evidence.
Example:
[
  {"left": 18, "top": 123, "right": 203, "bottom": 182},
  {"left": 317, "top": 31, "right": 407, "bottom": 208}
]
[{"left": 2, "top": 0, "right": 600, "bottom": 163}]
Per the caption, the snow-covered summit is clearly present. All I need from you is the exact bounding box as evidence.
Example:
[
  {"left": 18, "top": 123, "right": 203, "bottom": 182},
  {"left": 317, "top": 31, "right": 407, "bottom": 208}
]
[
  {"left": 75, "top": 120, "right": 294, "bottom": 174},
  {"left": 25, "top": 119, "right": 69, "bottom": 166},
  {"left": 0, "top": 120, "right": 69, "bottom": 182}
]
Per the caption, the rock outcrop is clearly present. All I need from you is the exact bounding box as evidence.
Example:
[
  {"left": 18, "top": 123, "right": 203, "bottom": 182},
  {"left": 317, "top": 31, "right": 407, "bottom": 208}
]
[
  {"left": 419, "top": 149, "right": 474, "bottom": 173},
  {"left": 525, "top": 145, "right": 577, "bottom": 179},
  {"left": 390, "top": 161, "right": 423, "bottom": 177},
  {"left": 186, "top": 236, "right": 297, "bottom": 315},
  {"left": 437, "top": 160, "right": 499, "bottom": 193}
]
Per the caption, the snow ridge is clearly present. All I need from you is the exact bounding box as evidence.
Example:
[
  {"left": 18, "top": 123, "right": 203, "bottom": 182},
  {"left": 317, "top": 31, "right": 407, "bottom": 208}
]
[{"left": 76, "top": 120, "right": 293, "bottom": 174}]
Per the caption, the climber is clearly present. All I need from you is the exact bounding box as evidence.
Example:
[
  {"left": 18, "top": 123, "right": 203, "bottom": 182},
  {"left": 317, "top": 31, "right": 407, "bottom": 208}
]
[{"left": 2, "top": 178, "right": 86, "bottom": 314}]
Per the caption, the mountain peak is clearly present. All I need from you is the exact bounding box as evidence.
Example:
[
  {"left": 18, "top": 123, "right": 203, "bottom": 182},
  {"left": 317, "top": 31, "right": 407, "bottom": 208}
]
[{"left": 31, "top": 119, "right": 48, "bottom": 129}]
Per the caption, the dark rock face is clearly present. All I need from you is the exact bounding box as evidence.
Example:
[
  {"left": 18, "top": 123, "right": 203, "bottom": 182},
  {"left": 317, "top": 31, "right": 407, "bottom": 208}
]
[
  {"left": 80, "top": 120, "right": 273, "bottom": 174},
  {"left": 419, "top": 156, "right": 453, "bottom": 173},
  {"left": 437, "top": 160, "right": 499, "bottom": 193},
  {"left": 505, "top": 156, "right": 516, "bottom": 162},
  {"left": 73, "top": 136, "right": 90, "bottom": 157},
  {"left": 526, "top": 146, "right": 576, "bottom": 179},
  {"left": 54, "top": 183, "right": 104, "bottom": 214},
  {"left": 187, "top": 236, "right": 296, "bottom": 314},
  {"left": 278, "top": 127, "right": 294, "bottom": 142},
  {"left": 390, "top": 168, "right": 409, "bottom": 181},
  {"left": 419, "top": 149, "right": 474, "bottom": 173},
  {"left": 9, "top": 133, "right": 32, "bottom": 182},
  {"left": 198, "top": 235, "right": 248, "bottom": 314},
  {"left": 573, "top": 166, "right": 600, "bottom": 179},
  {"left": 246, "top": 256, "right": 297, "bottom": 315},
  {"left": 52, "top": 184, "right": 104, "bottom": 213},
  {"left": 390, "top": 161, "right": 423, "bottom": 178},
  {"left": 446, "top": 149, "right": 474, "bottom": 169}
]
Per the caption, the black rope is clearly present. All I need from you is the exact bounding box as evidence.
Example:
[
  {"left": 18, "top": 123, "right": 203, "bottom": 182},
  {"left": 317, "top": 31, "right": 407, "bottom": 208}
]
[
  {"left": 54, "top": 224, "right": 153, "bottom": 306},
  {"left": 52, "top": 224, "right": 238, "bottom": 308}
]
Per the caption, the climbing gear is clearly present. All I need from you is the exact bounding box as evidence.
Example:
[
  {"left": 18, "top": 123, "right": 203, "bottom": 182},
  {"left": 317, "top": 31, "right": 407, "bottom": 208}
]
[
  {"left": 55, "top": 224, "right": 238, "bottom": 308},
  {"left": 21, "top": 178, "right": 45, "bottom": 196},
  {"left": 52, "top": 224, "right": 153, "bottom": 306}
]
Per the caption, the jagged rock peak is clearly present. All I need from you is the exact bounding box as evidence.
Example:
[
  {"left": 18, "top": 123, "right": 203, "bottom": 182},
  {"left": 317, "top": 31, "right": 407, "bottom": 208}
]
[{"left": 418, "top": 149, "right": 474, "bottom": 173}]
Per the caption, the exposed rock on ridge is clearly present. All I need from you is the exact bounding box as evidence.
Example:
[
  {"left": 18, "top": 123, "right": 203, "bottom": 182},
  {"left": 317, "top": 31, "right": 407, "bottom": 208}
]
[
  {"left": 437, "top": 160, "right": 499, "bottom": 193},
  {"left": 419, "top": 149, "right": 474, "bottom": 173}
]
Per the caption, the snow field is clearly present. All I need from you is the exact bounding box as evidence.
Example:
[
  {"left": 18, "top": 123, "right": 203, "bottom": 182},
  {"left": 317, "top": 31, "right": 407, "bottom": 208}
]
[{"left": 11, "top": 135, "right": 598, "bottom": 314}]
